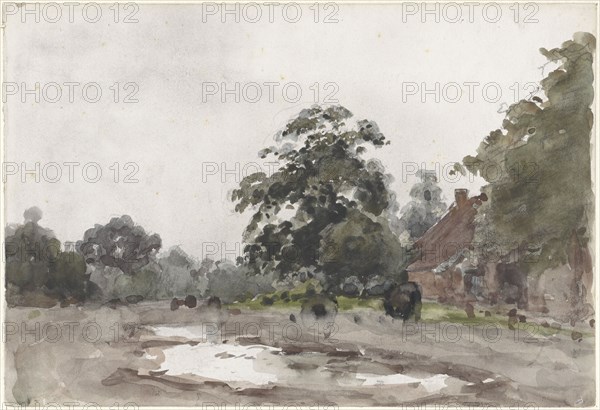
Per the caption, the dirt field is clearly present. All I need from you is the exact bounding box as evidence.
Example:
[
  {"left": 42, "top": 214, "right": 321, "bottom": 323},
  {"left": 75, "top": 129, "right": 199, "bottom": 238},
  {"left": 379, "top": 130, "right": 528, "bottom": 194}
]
[{"left": 2, "top": 301, "right": 596, "bottom": 407}]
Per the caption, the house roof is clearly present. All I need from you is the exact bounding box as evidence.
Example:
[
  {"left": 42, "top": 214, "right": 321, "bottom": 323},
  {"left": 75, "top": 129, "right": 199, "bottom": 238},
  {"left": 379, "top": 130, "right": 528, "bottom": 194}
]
[{"left": 407, "top": 190, "right": 487, "bottom": 272}]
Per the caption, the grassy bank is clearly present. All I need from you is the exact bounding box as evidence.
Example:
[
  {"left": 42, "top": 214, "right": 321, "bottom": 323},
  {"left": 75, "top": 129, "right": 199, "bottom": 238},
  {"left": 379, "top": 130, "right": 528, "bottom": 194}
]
[{"left": 228, "top": 293, "right": 594, "bottom": 339}]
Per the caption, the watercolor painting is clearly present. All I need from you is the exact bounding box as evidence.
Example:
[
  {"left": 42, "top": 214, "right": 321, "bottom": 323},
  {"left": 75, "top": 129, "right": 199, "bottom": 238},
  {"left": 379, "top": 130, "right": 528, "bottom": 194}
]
[{"left": 1, "top": 2, "right": 598, "bottom": 408}]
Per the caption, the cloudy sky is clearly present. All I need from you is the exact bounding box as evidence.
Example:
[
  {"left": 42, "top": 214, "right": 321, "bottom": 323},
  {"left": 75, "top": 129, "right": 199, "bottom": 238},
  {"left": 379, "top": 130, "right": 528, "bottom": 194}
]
[{"left": 3, "top": 2, "right": 597, "bottom": 260}]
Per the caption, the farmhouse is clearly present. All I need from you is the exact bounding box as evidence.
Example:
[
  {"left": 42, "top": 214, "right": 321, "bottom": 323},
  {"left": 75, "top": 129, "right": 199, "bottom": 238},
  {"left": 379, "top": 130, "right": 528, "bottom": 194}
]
[
  {"left": 406, "top": 189, "right": 487, "bottom": 306},
  {"left": 407, "top": 189, "right": 594, "bottom": 321}
]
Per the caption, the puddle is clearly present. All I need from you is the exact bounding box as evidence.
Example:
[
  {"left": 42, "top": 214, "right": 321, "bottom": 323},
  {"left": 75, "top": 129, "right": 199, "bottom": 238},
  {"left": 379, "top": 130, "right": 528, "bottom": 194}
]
[
  {"left": 149, "top": 325, "right": 449, "bottom": 391},
  {"left": 150, "top": 325, "right": 280, "bottom": 385},
  {"left": 148, "top": 325, "right": 208, "bottom": 339},
  {"left": 356, "top": 373, "right": 449, "bottom": 392}
]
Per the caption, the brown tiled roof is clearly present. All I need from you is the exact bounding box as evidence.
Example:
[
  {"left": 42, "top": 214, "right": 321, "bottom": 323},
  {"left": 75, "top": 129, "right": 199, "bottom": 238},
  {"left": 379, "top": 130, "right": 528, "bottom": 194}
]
[{"left": 407, "top": 191, "right": 486, "bottom": 272}]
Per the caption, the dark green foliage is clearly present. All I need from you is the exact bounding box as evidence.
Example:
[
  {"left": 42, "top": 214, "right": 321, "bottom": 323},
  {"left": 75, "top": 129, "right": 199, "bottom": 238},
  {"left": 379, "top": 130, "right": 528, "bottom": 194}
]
[
  {"left": 80, "top": 215, "right": 169, "bottom": 301},
  {"left": 47, "top": 252, "right": 87, "bottom": 300},
  {"left": 463, "top": 33, "right": 595, "bottom": 276},
  {"left": 319, "top": 209, "right": 403, "bottom": 291},
  {"left": 261, "top": 295, "right": 275, "bottom": 306},
  {"left": 80, "top": 215, "right": 162, "bottom": 275},
  {"left": 383, "top": 282, "right": 422, "bottom": 321},
  {"left": 232, "top": 105, "right": 404, "bottom": 292},
  {"left": 5, "top": 207, "right": 88, "bottom": 305}
]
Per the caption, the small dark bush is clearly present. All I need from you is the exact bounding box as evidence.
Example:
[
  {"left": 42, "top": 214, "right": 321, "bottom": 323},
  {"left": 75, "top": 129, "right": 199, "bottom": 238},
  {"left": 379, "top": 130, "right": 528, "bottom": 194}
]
[
  {"left": 311, "top": 303, "right": 327, "bottom": 318},
  {"left": 184, "top": 295, "right": 197, "bottom": 308},
  {"left": 300, "top": 295, "right": 338, "bottom": 323},
  {"left": 383, "top": 282, "right": 422, "bottom": 321},
  {"left": 261, "top": 296, "right": 275, "bottom": 306}
]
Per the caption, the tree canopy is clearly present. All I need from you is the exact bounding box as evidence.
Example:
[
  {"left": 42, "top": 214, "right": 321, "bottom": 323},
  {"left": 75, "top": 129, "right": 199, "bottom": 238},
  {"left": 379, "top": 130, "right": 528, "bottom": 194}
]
[
  {"left": 80, "top": 215, "right": 162, "bottom": 275},
  {"left": 463, "top": 33, "right": 595, "bottom": 276},
  {"left": 232, "top": 105, "right": 405, "bottom": 292}
]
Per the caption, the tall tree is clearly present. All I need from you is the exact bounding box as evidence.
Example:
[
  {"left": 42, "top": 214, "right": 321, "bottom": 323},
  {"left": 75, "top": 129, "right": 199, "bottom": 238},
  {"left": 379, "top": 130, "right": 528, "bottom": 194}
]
[
  {"left": 463, "top": 33, "right": 595, "bottom": 312},
  {"left": 232, "top": 105, "right": 404, "bottom": 292},
  {"left": 80, "top": 215, "right": 162, "bottom": 275},
  {"left": 80, "top": 215, "right": 162, "bottom": 299}
]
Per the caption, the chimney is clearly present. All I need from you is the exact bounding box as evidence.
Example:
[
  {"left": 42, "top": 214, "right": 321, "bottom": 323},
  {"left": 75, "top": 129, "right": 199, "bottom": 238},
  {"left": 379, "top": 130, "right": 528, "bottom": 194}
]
[{"left": 455, "top": 189, "right": 469, "bottom": 208}]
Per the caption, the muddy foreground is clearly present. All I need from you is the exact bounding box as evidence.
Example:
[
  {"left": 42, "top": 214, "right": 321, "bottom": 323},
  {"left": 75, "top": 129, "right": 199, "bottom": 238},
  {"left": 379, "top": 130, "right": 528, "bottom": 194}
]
[{"left": 3, "top": 302, "right": 596, "bottom": 407}]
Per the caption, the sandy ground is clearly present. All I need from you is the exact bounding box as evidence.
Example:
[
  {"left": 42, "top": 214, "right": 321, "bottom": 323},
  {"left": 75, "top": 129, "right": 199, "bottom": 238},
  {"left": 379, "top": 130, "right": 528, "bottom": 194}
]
[{"left": 2, "top": 301, "right": 596, "bottom": 407}]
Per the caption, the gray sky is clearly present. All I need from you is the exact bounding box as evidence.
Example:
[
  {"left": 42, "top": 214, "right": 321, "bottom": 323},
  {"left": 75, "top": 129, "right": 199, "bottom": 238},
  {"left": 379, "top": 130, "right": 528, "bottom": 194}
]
[{"left": 3, "top": 2, "right": 597, "bottom": 260}]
